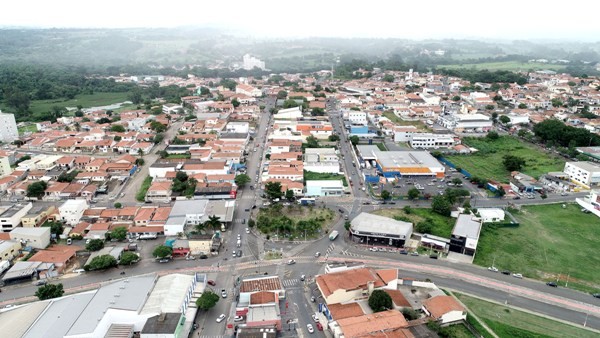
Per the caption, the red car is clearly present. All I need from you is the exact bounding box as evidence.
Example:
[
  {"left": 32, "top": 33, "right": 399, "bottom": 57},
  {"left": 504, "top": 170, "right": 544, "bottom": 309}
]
[
  {"left": 316, "top": 323, "right": 323, "bottom": 331},
  {"left": 207, "top": 280, "right": 216, "bottom": 286}
]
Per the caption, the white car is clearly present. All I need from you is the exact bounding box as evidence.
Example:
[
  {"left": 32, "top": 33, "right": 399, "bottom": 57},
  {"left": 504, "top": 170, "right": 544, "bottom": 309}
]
[
  {"left": 512, "top": 273, "right": 523, "bottom": 279},
  {"left": 234, "top": 315, "right": 244, "bottom": 322},
  {"left": 246, "top": 228, "right": 250, "bottom": 234},
  {"left": 216, "top": 314, "right": 226, "bottom": 323},
  {"left": 221, "top": 290, "right": 228, "bottom": 298},
  {"left": 312, "top": 314, "right": 319, "bottom": 323},
  {"left": 488, "top": 266, "right": 499, "bottom": 272},
  {"left": 307, "top": 324, "right": 314, "bottom": 333}
]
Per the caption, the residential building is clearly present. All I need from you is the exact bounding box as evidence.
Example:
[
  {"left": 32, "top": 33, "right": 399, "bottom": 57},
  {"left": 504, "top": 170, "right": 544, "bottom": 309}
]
[
  {"left": 58, "top": 199, "right": 89, "bottom": 226},
  {"left": 164, "top": 199, "right": 235, "bottom": 236},
  {"left": 334, "top": 310, "right": 410, "bottom": 338},
  {"left": 0, "top": 202, "right": 33, "bottom": 232},
  {"left": 422, "top": 295, "right": 467, "bottom": 325},
  {"left": 349, "top": 213, "right": 413, "bottom": 248},
  {"left": 162, "top": 103, "right": 183, "bottom": 114},
  {"left": 242, "top": 54, "right": 266, "bottom": 71},
  {"left": 315, "top": 267, "right": 386, "bottom": 305},
  {"left": 9, "top": 227, "right": 51, "bottom": 249},
  {"left": 0, "top": 240, "right": 21, "bottom": 262},
  {"left": 27, "top": 245, "right": 79, "bottom": 273},
  {"left": 145, "top": 181, "right": 172, "bottom": 203},
  {"left": 236, "top": 83, "right": 262, "bottom": 97},
  {"left": 21, "top": 206, "right": 58, "bottom": 228},
  {"left": 564, "top": 161, "right": 600, "bottom": 188},
  {"left": 304, "top": 148, "right": 338, "bottom": 163},
  {"left": 305, "top": 180, "right": 345, "bottom": 197},
  {"left": 0, "top": 111, "right": 18, "bottom": 143},
  {"left": 239, "top": 276, "right": 286, "bottom": 301},
  {"left": 449, "top": 214, "right": 482, "bottom": 257},
  {"left": 0, "top": 155, "right": 11, "bottom": 177}
]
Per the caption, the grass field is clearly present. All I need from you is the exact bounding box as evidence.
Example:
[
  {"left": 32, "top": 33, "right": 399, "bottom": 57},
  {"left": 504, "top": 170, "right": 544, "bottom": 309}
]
[
  {"left": 372, "top": 207, "right": 455, "bottom": 238},
  {"left": 474, "top": 204, "right": 600, "bottom": 290},
  {"left": 455, "top": 293, "right": 598, "bottom": 338},
  {"left": 439, "top": 61, "right": 566, "bottom": 72},
  {"left": 374, "top": 143, "right": 387, "bottom": 151},
  {"left": 304, "top": 171, "right": 348, "bottom": 187},
  {"left": 445, "top": 136, "right": 564, "bottom": 182},
  {"left": 17, "top": 124, "right": 38, "bottom": 134},
  {"left": 382, "top": 111, "right": 429, "bottom": 130},
  {"left": 28, "top": 92, "right": 131, "bottom": 115}
]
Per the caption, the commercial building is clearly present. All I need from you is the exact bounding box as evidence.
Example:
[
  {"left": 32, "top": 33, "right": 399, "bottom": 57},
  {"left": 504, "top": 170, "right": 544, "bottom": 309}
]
[
  {"left": 357, "top": 145, "right": 445, "bottom": 179},
  {"left": 409, "top": 133, "right": 458, "bottom": 149},
  {"left": 242, "top": 54, "right": 266, "bottom": 71},
  {"left": 58, "top": 199, "right": 89, "bottom": 226},
  {"left": 477, "top": 208, "right": 505, "bottom": 223},
  {"left": 164, "top": 199, "right": 235, "bottom": 236},
  {"left": 0, "top": 111, "right": 19, "bottom": 143},
  {"left": 564, "top": 161, "right": 600, "bottom": 188},
  {"left": 9, "top": 227, "right": 51, "bottom": 249},
  {"left": 0, "top": 202, "right": 33, "bottom": 232},
  {"left": 576, "top": 189, "right": 600, "bottom": 218},
  {"left": 449, "top": 214, "right": 482, "bottom": 256},
  {"left": 346, "top": 111, "right": 367, "bottom": 125},
  {"left": 349, "top": 212, "right": 413, "bottom": 247},
  {"left": 305, "top": 180, "right": 345, "bottom": 197},
  {"left": 0, "top": 239, "right": 21, "bottom": 262},
  {"left": 437, "top": 113, "right": 493, "bottom": 132}
]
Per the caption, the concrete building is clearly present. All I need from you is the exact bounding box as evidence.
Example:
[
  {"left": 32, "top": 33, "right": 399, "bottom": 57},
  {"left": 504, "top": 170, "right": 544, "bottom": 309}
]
[
  {"left": 224, "top": 121, "right": 250, "bottom": 134},
  {"left": 409, "top": 133, "right": 458, "bottom": 149},
  {"left": 0, "top": 202, "right": 33, "bottom": 232},
  {"left": 564, "top": 161, "right": 600, "bottom": 188},
  {"left": 449, "top": 214, "right": 482, "bottom": 256},
  {"left": 21, "top": 205, "right": 58, "bottom": 228},
  {"left": 0, "top": 111, "right": 19, "bottom": 143},
  {"left": 165, "top": 199, "right": 235, "bottom": 236},
  {"left": 0, "top": 239, "right": 21, "bottom": 262},
  {"left": 304, "top": 148, "right": 338, "bottom": 163},
  {"left": 315, "top": 267, "right": 386, "bottom": 305},
  {"left": 347, "top": 111, "right": 367, "bottom": 125},
  {"left": 305, "top": 180, "right": 345, "bottom": 197},
  {"left": 576, "top": 189, "right": 600, "bottom": 218},
  {"left": 357, "top": 145, "right": 445, "bottom": 179},
  {"left": 273, "top": 107, "right": 302, "bottom": 120},
  {"left": 477, "top": 208, "right": 505, "bottom": 223},
  {"left": 242, "top": 54, "right": 266, "bottom": 71},
  {"left": 349, "top": 212, "right": 413, "bottom": 247},
  {"left": 0, "top": 155, "right": 11, "bottom": 177},
  {"left": 437, "top": 113, "right": 493, "bottom": 132},
  {"left": 58, "top": 199, "right": 89, "bottom": 226},
  {"left": 9, "top": 227, "right": 51, "bottom": 249}
]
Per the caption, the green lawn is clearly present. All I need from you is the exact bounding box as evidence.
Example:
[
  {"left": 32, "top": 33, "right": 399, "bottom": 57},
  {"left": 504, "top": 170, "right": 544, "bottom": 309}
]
[
  {"left": 304, "top": 171, "right": 348, "bottom": 187},
  {"left": 136, "top": 176, "right": 153, "bottom": 202},
  {"left": 374, "top": 143, "right": 387, "bottom": 151},
  {"left": 456, "top": 293, "right": 598, "bottom": 338},
  {"left": 28, "top": 92, "right": 131, "bottom": 115},
  {"left": 440, "top": 61, "right": 566, "bottom": 72},
  {"left": 165, "top": 154, "right": 191, "bottom": 159},
  {"left": 372, "top": 207, "right": 455, "bottom": 238},
  {"left": 445, "top": 136, "right": 564, "bottom": 182},
  {"left": 18, "top": 124, "right": 38, "bottom": 134},
  {"left": 474, "top": 204, "right": 600, "bottom": 290}
]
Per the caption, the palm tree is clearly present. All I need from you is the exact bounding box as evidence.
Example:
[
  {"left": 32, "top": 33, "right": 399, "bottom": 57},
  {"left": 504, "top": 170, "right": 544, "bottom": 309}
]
[{"left": 204, "top": 215, "right": 222, "bottom": 233}]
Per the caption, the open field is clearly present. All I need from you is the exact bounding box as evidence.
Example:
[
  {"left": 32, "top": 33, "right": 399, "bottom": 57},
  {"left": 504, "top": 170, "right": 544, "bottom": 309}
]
[
  {"left": 27, "top": 92, "right": 131, "bottom": 115},
  {"left": 382, "top": 111, "right": 429, "bottom": 130},
  {"left": 372, "top": 207, "right": 455, "bottom": 238},
  {"left": 445, "top": 136, "right": 564, "bottom": 182},
  {"left": 17, "top": 124, "right": 38, "bottom": 134},
  {"left": 455, "top": 293, "right": 598, "bottom": 338},
  {"left": 474, "top": 204, "right": 600, "bottom": 291},
  {"left": 304, "top": 171, "right": 348, "bottom": 186},
  {"left": 439, "top": 61, "right": 566, "bottom": 72}
]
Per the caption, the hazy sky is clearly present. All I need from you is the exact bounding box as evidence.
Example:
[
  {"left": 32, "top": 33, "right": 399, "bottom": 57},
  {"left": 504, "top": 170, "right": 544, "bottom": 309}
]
[{"left": 2, "top": 0, "right": 599, "bottom": 40}]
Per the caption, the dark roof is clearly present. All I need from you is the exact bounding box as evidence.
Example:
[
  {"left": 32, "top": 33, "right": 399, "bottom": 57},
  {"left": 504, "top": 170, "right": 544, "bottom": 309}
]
[{"left": 141, "top": 313, "right": 182, "bottom": 334}]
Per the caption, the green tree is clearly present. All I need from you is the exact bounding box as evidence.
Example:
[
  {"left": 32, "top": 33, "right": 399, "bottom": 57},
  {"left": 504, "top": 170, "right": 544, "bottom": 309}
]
[
  {"left": 285, "top": 189, "right": 294, "bottom": 201},
  {"left": 451, "top": 178, "right": 462, "bottom": 186},
  {"left": 328, "top": 134, "right": 340, "bottom": 142},
  {"left": 518, "top": 103, "right": 527, "bottom": 109},
  {"left": 344, "top": 221, "right": 351, "bottom": 231},
  {"left": 248, "top": 218, "right": 256, "bottom": 228},
  {"left": 111, "top": 226, "right": 128, "bottom": 241},
  {"left": 119, "top": 251, "right": 139, "bottom": 265},
  {"left": 86, "top": 239, "right": 104, "bottom": 251},
  {"left": 234, "top": 174, "right": 251, "bottom": 187},
  {"left": 203, "top": 215, "right": 222, "bottom": 233},
  {"left": 407, "top": 188, "right": 420, "bottom": 200},
  {"left": 196, "top": 290, "right": 220, "bottom": 311},
  {"left": 135, "top": 158, "right": 145, "bottom": 166},
  {"left": 283, "top": 99, "right": 300, "bottom": 109},
  {"left": 486, "top": 131, "right": 499, "bottom": 140},
  {"left": 499, "top": 115, "right": 511, "bottom": 124},
  {"left": 114, "top": 202, "right": 122, "bottom": 209},
  {"left": 150, "top": 121, "right": 167, "bottom": 133},
  {"left": 431, "top": 195, "right": 452, "bottom": 216},
  {"left": 305, "top": 135, "right": 319, "bottom": 148},
  {"left": 153, "top": 245, "right": 173, "bottom": 259},
  {"left": 503, "top": 155, "right": 526, "bottom": 171},
  {"left": 231, "top": 98, "right": 240, "bottom": 108},
  {"left": 110, "top": 125, "right": 126, "bottom": 133},
  {"left": 383, "top": 74, "right": 395, "bottom": 82},
  {"left": 349, "top": 135, "right": 359, "bottom": 145},
  {"left": 452, "top": 95, "right": 461, "bottom": 102},
  {"left": 26, "top": 181, "right": 48, "bottom": 199},
  {"left": 265, "top": 181, "right": 284, "bottom": 200},
  {"left": 551, "top": 98, "right": 563, "bottom": 107},
  {"left": 402, "top": 308, "right": 420, "bottom": 320},
  {"left": 368, "top": 289, "right": 393, "bottom": 312},
  {"left": 85, "top": 254, "right": 117, "bottom": 271},
  {"left": 380, "top": 190, "right": 391, "bottom": 200},
  {"left": 35, "top": 283, "right": 64, "bottom": 300},
  {"left": 153, "top": 133, "right": 165, "bottom": 144},
  {"left": 199, "top": 86, "right": 210, "bottom": 95},
  {"left": 42, "top": 221, "right": 64, "bottom": 237},
  {"left": 276, "top": 90, "right": 288, "bottom": 99}
]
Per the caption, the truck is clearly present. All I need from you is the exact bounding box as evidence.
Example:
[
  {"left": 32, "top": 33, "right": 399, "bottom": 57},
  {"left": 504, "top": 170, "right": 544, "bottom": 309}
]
[
  {"left": 0, "top": 260, "right": 9, "bottom": 275},
  {"left": 298, "top": 198, "right": 316, "bottom": 206},
  {"left": 329, "top": 230, "right": 339, "bottom": 241}
]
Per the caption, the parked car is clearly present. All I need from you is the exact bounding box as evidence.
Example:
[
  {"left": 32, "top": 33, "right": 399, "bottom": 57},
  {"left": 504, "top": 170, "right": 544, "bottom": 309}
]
[
  {"left": 207, "top": 280, "right": 216, "bottom": 286},
  {"left": 221, "top": 289, "right": 228, "bottom": 298},
  {"left": 512, "top": 273, "right": 523, "bottom": 279},
  {"left": 246, "top": 227, "right": 250, "bottom": 234},
  {"left": 315, "top": 252, "right": 321, "bottom": 257},
  {"left": 158, "top": 258, "right": 170, "bottom": 263},
  {"left": 501, "top": 270, "right": 511, "bottom": 275},
  {"left": 488, "top": 266, "right": 498, "bottom": 272},
  {"left": 234, "top": 316, "right": 244, "bottom": 322},
  {"left": 316, "top": 323, "right": 323, "bottom": 331},
  {"left": 307, "top": 324, "right": 314, "bottom": 333},
  {"left": 32, "top": 279, "right": 47, "bottom": 286},
  {"left": 399, "top": 250, "right": 408, "bottom": 255},
  {"left": 546, "top": 281, "right": 558, "bottom": 287},
  {"left": 312, "top": 314, "right": 319, "bottom": 322},
  {"left": 216, "top": 314, "right": 226, "bottom": 323},
  {"left": 300, "top": 274, "right": 306, "bottom": 281},
  {"left": 592, "top": 293, "right": 600, "bottom": 299},
  {"left": 410, "top": 252, "right": 419, "bottom": 256}
]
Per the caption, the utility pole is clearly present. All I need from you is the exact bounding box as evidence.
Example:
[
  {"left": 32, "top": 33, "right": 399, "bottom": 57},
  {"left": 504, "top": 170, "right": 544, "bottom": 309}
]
[{"left": 565, "top": 273, "right": 570, "bottom": 287}]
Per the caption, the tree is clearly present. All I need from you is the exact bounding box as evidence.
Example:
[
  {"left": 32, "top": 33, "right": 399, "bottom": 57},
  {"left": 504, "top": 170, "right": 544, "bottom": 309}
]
[
  {"left": 518, "top": 103, "right": 527, "bottom": 109},
  {"left": 382, "top": 74, "right": 395, "bottom": 82},
  {"left": 486, "top": 131, "right": 499, "bottom": 140},
  {"left": 248, "top": 218, "right": 256, "bottom": 228},
  {"left": 305, "top": 135, "right": 319, "bottom": 148},
  {"left": 110, "top": 125, "right": 126, "bottom": 133},
  {"left": 153, "top": 133, "right": 165, "bottom": 144},
  {"left": 431, "top": 195, "right": 452, "bottom": 216},
  {"left": 150, "top": 121, "right": 167, "bottom": 133},
  {"left": 234, "top": 174, "right": 251, "bottom": 187},
  {"left": 111, "top": 226, "right": 128, "bottom": 241},
  {"left": 42, "top": 221, "right": 64, "bottom": 237},
  {"left": 368, "top": 289, "right": 393, "bottom": 312},
  {"left": 551, "top": 98, "right": 563, "bottom": 107},
  {"left": 86, "top": 239, "right": 104, "bottom": 251},
  {"left": 328, "top": 134, "right": 340, "bottom": 142},
  {"left": 57, "top": 170, "right": 79, "bottom": 183},
  {"left": 85, "top": 254, "right": 117, "bottom": 271},
  {"left": 119, "top": 251, "right": 139, "bottom": 265},
  {"left": 452, "top": 95, "right": 461, "bottom": 102},
  {"left": 499, "top": 115, "right": 511, "bottom": 124},
  {"left": 311, "top": 107, "right": 325, "bottom": 116},
  {"left": 135, "top": 158, "right": 145, "bottom": 166},
  {"left": 380, "top": 190, "right": 391, "bottom": 200},
  {"left": 153, "top": 245, "right": 173, "bottom": 259},
  {"left": 114, "top": 202, "right": 122, "bottom": 209},
  {"left": 265, "top": 182, "right": 284, "bottom": 200},
  {"left": 35, "top": 283, "right": 64, "bottom": 300},
  {"left": 402, "top": 308, "right": 420, "bottom": 320},
  {"left": 349, "top": 135, "right": 359, "bottom": 145},
  {"left": 203, "top": 215, "right": 222, "bottom": 233},
  {"left": 407, "top": 188, "right": 420, "bottom": 200},
  {"left": 27, "top": 181, "right": 48, "bottom": 199},
  {"left": 231, "top": 98, "right": 240, "bottom": 108},
  {"left": 344, "top": 221, "right": 351, "bottom": 231},
  {"left": 114, "top": 135, "right": 122, "bottom": 141},
  {"left": 451, "top": 178, "right": 462, "bottom": 186},
  {"left": 276, "top": 90, "right": 288, "bottom": 99},
  {"left": 283, "top": 99, "right": 300, "bottom": 109},
  {"left": 196, "top": 290, "right": 220, "bottom": 311},
  {"left": 503, "top": 155, "right": 526, "bottom": 171}
]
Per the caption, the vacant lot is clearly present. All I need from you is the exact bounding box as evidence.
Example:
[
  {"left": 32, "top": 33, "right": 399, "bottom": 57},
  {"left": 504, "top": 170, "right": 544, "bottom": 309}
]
[
  {"left": 440, "top": 61, "right": 566, "bottom": 72},
  {"left": 382, "top": 111, "right": 429, "bottom": 130},
  {"left": 456, "top": 293, "right": 598, "bottom": 338},
  {"left": 304, "top": 171, "right": 348, "bottom": 186},
  {"left": 474, "top": 204, "right": 600, "bottom": 290},
  {"left": 28, "top": 92, "right": 131, "bottom": 115},
  {"left": 256, "top": 204, "right": 335, "bottom": 240},
  {"left": 372, "top": 207, "right": 455, "bottom": 238},
  {"left": 446, "top": 136, "right": 564, "bottom": 182}
]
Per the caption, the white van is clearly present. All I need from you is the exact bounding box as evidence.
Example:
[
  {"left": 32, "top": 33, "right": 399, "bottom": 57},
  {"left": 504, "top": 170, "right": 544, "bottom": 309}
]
[{"left": 73, "top": 268, "right": 85, "bottom": 274}]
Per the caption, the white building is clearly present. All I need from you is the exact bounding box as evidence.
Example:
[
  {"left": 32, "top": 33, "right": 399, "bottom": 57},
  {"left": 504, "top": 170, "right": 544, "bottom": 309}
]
[
  {"left": 437, "top": 113, "right": 493, "bottom": 132},
  {"left": 9, "top": 227, "right": 51, "bottom": 249},
  {"left": 0, "top": 156, "right": 11, "bottom": 177},
  {"left": 305, "top": 180, "right": 345, "bottom": 197},
  {"left": 58, "top": 199, "right": 89, "bottom": 226},
  {"left": 224, "top": 122, "right": 250, "bottom": 134},
  {"left": 0, "top": 111, "right": 18, "bottom": 143},
  {"left": 576, "top": 190, "right": 600, "bottom": 218},
  {"left": 242, "top": 54, "right": 266, "bottom": 70},
  {"left": 409, "top": 133, "right": 457, "bottom": 149},
  {"left": 564, "top": 161, "right": 600, "bottom": 188},
  {"left": 0, "top": 203, "right": 32, "bottom": 232},
  {"left": 476, "top": 208, "right": 505, "bottom": 223},
  {"left": 273, "top": 107, "right": 303, "bottom": 120},
  {"left": 393, "top": 126, "right": 419, "bottom": 142},
  {"left": 504, "top": 112, "right": 530, "bottom": 125},
  {"left": 235, "top": 84, "right": 262, "bottom": 97},
  {"left": 164, "top": 199, "right": 235, "bottom": 236},
  {"left": 162, "top": 103, "right": 183, "bottom": 114},
  {"left": 347, "top": 111, "right": 367, "bottom": 125},
  {"left": 303, "top": 162, "right": 340, "bottom": 174}
]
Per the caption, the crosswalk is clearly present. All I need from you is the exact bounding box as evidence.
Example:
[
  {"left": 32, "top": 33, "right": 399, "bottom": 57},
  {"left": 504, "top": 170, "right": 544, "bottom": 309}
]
[
  {"left": 198, "top": 335, "right": 225, "bottom": 338},
  {"left": 233, "top": 218, "right": 246, "bottom": 223},
  {"left": 340, "top": 249, "right": 365, "bottom": 258},
  {"left": 283, "top": 278, "right": 300, "bottom": 287},
  {"left": 326, "top": 243, "right": 336, "bottom": 255}
]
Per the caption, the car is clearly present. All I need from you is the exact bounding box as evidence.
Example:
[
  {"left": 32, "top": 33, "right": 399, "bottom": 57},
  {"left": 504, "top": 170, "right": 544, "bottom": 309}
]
[
  {"left": 158, "top": 258, "right": 170, "bottom": 263},
  {"left": 389, "top": 202, "right": 396, "bottom": 205},
  {"left": 513, "top": 196, "right": 521, "bottom": 200},
  {"left": 501, "top": 270, "right": 511, "bottom": 275},
  {"left": 244, "top": 208, "right": 250, "bottom": 212},
  {"left": 307, "top": 324, "right": 314, "bottom": 333},
  {"left": 512, "top": 273, "right": 523, "bottom": 279},
  {"left": 561, "top": 192, "right": 568, "bottom": 196},
  {"left": 216, "top": 314, "right": 226, "bottom": 323},
  {"left": 237, "top": 250, "right": 242, "bottom": 257},
  {"left": 312, "top": 314, "right": 319, "bottom": 322},
  {"left": 252, "top": 205, "right": 257, "bottom": 209},
  {"left": 221, "top": 290, "right": 228, "bottom": 298},
  {"left": 310, "top": 296, "right": 316, "bottom": 302},
  {"left": 316, "top": 323, "right": 323, "bottom": 331},
  {"left": 410, "top": 252, "right": 419, "bottom": 256},
  {"left": 300, "top": 274, "right": 306, "bottom": 281},
  {"left": 199, "top": 254, "right": 208, "bottom": 259},
  {"left": 287, "top": 259, "right": 296, "bottom": 265},
  {"left": 546, "top": 281, "right": 558, "bottom": 287},
  {"left": 207, "top": 280, "right": 216, "bottom": 286},
  {"left": 234, "top": 315, "right": 244, "bottom": 322},
  {"left": 363, "top": 201, "right": 371, "bottom": 205},
  {"left": 32, "top": 279, "right": 47, "bottom": 286},
  {"left": 488, "top": 266, "right": 498, "bottom": 272},
  {"left": 369, "top": 247, "right": 378, "bottom": 252},
  {"left": 592, "top": 293, "right": 600, "bottom": 299},
  {"left": 315, "top": 252, "right": 321, "bottom": 257},
  {"left": 399, "top": 250, "right": 408, "bottom": 255},
  {"left": 232, "top": 251, "right": 237, "bottom": 257},
  {"left": 246, "top": 227, "right": 250, "bottom": 234},
  {"left": 73, "top": 268, "right": 85, "bottom": 274}
]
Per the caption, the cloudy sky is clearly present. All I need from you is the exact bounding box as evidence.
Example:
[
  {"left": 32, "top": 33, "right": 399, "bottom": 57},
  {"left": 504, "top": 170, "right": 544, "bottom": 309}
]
[{"left": 2, "top": 0, "right": 599, "bottom": 40}]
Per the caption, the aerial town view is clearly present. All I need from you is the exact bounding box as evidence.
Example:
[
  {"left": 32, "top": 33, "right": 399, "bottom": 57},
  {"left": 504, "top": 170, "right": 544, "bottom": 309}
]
[{"left": 0, "top": 1, "right": 599, "bottom": 338}]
